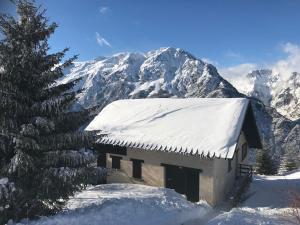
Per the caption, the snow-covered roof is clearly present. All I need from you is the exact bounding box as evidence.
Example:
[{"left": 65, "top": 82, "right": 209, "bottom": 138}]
[{"left": 86, "top": 98, "right": 252, "bottom": 159}]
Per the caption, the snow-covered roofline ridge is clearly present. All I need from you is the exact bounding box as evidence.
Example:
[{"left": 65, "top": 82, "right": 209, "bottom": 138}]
[{"left": 86, "top": 98, "right": 262, "bottom": 159}]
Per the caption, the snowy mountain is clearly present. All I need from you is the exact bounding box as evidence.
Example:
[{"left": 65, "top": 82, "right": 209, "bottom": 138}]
[
  {"left": 59, "top": 47, "right": 300, "bottom": 168},
  {"left": 230, "top": 69, "right": 300, "bottom": 121},
  {"left": 59, "top": 47, "right": 240, "bottom": 111}
]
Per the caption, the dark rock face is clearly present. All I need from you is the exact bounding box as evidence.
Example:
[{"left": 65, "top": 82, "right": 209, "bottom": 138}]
[{"left": 281, "top": 124, "right": 300, "bottom": 168}]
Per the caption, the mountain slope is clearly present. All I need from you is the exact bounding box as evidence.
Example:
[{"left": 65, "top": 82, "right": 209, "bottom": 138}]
[
  {"left": 59, "top": 47, "right": 300, "bottom": 168},
  {"left": 59, "top": 48, "right": 242, "bottom": 110},
  {"left": 229, "top": 69, "right": 300, "bottom": 121}
]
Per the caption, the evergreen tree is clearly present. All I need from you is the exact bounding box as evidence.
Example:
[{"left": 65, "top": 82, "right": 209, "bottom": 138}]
[
  {"left": 285, "top": 158, "right": 297, "bottom": 172},
  {"left": 255, "top": 148, "right": 275, "bottom": 175},
  {"left": 279, "top": 154, "right": 298, "bottom": 174},
  {"left": 0, "top": 1, "right": 106, "bottom": 223}
]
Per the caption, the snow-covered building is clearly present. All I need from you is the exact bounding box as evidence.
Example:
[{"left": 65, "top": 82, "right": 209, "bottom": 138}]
[{"left": 86, "top": 98, "right": 262, "bottom": 206}]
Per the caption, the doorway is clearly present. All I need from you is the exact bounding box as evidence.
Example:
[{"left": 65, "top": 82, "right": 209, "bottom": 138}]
[
  {"left": 164, "top": 164, "right": 200, "bottom": 202},
  {"left": 131, "top": 159, "right": 143, "bottom": 179}
]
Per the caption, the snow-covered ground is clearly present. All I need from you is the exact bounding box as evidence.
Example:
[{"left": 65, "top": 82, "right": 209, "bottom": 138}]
[
  {"left": 208, "top": 170, "right": 300, "bottom": 225},
  {"left": 15, "top": 170, "right": 300, "bottom": 225},
  {"left": 16, "top": 184, "right": 212, "bottom": 225}
]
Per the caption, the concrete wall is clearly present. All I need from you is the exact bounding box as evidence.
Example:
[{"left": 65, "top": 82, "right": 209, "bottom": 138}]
[
  {"left": 141, "top": 164, "right": 164, "bottom": 187},
  {"left": 124, "top": 148, "right": 215, "bottom": 202},
  {"left": 105, "top": 131, "right": 249, "bottom": 206},
  {"left": 211, "top": 132, "right": 248, "bottom": 205},
  {"left": 120, "top": 159, "right": 132, "bottom": 177},
  {"left": 108, "top": 149, "right": 215, "bottom": 204},
  {"left": 106, "top": 157, "right": 133, "bottom": 184}
]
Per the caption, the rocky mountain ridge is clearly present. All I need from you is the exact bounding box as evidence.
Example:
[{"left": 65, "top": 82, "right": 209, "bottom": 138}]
[{"left": 232, "top": 69, "right": 300, "bottom": 121}]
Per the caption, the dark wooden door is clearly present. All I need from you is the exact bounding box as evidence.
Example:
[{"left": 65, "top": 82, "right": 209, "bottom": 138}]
[
  {"left": 164, "top": 164, "right": 200, "bottom": 202},
  {"left": 165, "top": 165, "right": 185, "bottom": 194},
  {"left": 165, "top": 165, "right": 177, "bottom": 191},
  {"left": 185, "top": 168, "right": 200, "bottom": 202}
]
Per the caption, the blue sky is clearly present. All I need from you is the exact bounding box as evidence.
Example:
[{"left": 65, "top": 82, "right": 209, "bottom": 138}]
[{"left": 2, "top": 0, "right": 300, "bottom": 72}]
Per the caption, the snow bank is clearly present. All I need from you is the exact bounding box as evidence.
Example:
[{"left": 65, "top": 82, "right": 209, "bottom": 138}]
[
  {"left": 207, "top": 207, "right": 288, "bottom": 225},
  {"left": 208, "top": 170, "right": 300, "bottom": 225},
  {"left": 86, "top": 98, "right": 249, "bottom": 159},
  {"left": 14, "top": 170, "right": 300, "bottom": 225},
  {"left": 16, "top": 184, "right": 211, "bottom": 225},
  {"left": 243, "top": 170, "right": 300, "bottom": 208}
]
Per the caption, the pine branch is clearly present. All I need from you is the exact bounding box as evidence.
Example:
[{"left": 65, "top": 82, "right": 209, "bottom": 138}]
[
  {"left": 38, "top": 132, "right": 95, "bottom": 152},
  {"left": 40, "top": 77, "right": 82, "bottom": 101},
  {"left": 7, "top": 150, "right": 35, "bottom": 177},
  {"left": 38, "top": 166, "right": 107, "bottom": 199},
  {"left": 43, "top": 149, "right": 96, "bottom": 168},
  {"left": 0, "top": 91, "right": 32, "bottom": 117},
  {"left": 36, "top": 54, "right": 77, "bottom": 87},
  {"left": 31, "top": 93, "right": 76, "bottom": 116},
  {"left": 14, "top": 135, "right": 40, "bottom": 151},
  {"left": 54, "top": 110, "right": 90, "bottom": 133}
]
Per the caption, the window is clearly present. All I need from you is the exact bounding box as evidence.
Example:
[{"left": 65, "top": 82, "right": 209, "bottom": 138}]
[
  {"left": 228, "top": 159, "right": 232, "bottom": 172},
  {"left": 242, "top": 143, "right": 248, "bottom": 160},
  {"left": 111, "top": 156, "right": 122, "bottom": 169},
  {"left": 131, "top": 159, "right": 143, "bottom": 179}
]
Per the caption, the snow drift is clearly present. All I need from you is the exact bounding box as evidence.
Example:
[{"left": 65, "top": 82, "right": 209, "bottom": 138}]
[{"left": 15, "top": 184, "right": 211, "bottom": 225}]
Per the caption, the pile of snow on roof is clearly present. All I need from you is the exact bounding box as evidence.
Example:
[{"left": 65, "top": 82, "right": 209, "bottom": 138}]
[{"left": 86, "top": 98, "right": 249, "bottom": 159}]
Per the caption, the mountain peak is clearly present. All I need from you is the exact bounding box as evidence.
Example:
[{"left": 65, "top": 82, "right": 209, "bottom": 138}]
[
  {"left": 146, "top": 47, "right": 198, "bottom": 62},
  {"left": 232, "top": 68, "right": 299, "bottom": 120},
  {"left": 59, "top": 47, "right": 234, "bottom": 109},
  {"left": 247, "top": 69, "right": 272, "bottom": 79}
]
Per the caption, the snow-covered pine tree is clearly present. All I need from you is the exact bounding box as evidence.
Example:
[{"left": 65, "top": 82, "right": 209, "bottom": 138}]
[
  {"left": 284, "top": 158, "right": 297, "bottom": 172},
  {"left": 255, "top": 147, "right": 275, "bottom": 175},
  {"left": 278, "top": 154, "right": 298, "bottom": 174},
  {"left": 0, "top": 0, "right": 106, "bottom": 223}
]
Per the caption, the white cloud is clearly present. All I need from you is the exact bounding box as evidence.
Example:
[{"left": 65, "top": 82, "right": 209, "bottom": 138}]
[
  {"left": 219, "top": 63, "right": 258, "bottom": 80},
  {"left": 218, "top": 63, "right": 258, "bottom": 93},
  {"left": 95, "top": 32, "right": 112, "bottom": 48},
  {"left": 99, "top": 6, "right": 109, "bottom": 14},
  {"left": 219, "top": 42, "right": 300, "bottom": 82},
  {"left": 272, "top": 42, "right": 300, "bottom": 80}
]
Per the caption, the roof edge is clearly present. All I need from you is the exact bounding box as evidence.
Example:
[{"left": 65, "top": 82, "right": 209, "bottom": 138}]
[{"left": 97, "top": 137, "right": 235, "bottom": 159}]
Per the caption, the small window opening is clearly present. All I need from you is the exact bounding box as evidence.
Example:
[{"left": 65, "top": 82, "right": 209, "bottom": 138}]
[{"left": 111, "top": 156, "right": 121, "bottom": 169}]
